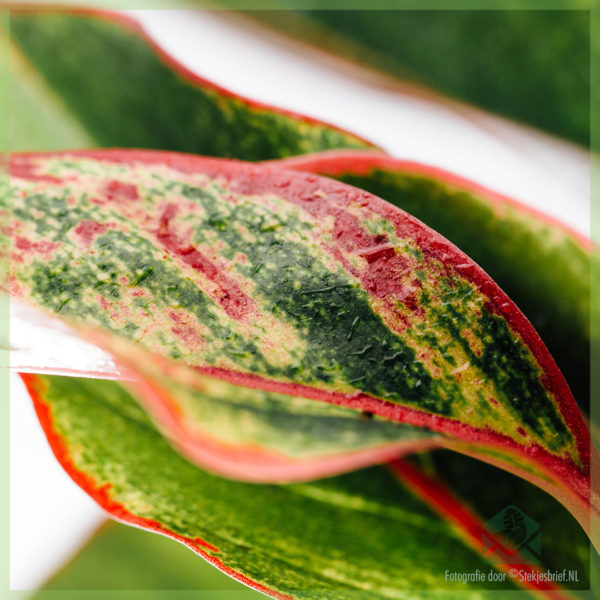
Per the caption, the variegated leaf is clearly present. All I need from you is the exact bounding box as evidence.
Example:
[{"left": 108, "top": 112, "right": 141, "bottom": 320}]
[{"left": 7, "top": 150, "right": 594, "bottom": 546}]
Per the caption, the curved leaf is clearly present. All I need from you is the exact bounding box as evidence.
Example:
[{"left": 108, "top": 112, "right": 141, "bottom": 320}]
[
  {"left": 20, "top": 372, "right": 551, "bottom": 599},
  {"left": 272, "top": 150, "right": 595, "bottom": 412},
  {"left": 8, "top": 7, "right": 375, "bottom": 157},
  {"left": 8, "top": 150, "right": 593, "bottom": 542},
  {"left": 13, "top": 313, "right": 438, "bottom": 483},
  {"left": 96, "top": 331, "right": 441, "bottom": 482}
]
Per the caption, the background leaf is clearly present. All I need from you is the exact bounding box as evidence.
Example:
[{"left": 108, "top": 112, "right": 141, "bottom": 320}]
[
  {"left": 39, "top": 522, "right": 256, "bottom": 594},
  {"left": 8, "top": 8, "right": 375, "bottom": 158},
  {"left": 247, "top": 10, "right": 591, "bottom": 148}
]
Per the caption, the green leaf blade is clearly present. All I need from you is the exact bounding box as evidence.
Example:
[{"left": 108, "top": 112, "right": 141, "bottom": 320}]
[{"left": 22, "top": 373, "right": 526, "bottom": 599}]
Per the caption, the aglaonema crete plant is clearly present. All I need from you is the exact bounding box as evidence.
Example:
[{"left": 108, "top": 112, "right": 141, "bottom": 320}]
[
  {"left": 5, "top": 6, "right": 596, "bottom": 598},
  {"left": 7, "top": 7, "right": 595, "bottom": 412}
]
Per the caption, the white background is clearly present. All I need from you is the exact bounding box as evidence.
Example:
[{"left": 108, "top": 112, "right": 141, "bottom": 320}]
[{"left": 10, "top": 9, "right": 590, "bottom": 591}]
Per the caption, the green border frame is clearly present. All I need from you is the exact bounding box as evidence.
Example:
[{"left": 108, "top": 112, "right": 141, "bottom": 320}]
[
  {"left": 4, "top": 1, "right": 597, "bottom": 598},
  {"left": 2, "top": 8, "right": 9, "bottom": 600}
]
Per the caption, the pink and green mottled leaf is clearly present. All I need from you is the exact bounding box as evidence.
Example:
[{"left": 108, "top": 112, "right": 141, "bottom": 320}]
[
  {"left": 8, "top": 150, "right": 594, "bottom": 545},
  {"left": 22, "top": 372, "right": 576, "bottom": 599},
  {"left": 273, "top": 150, "right": 596, "bottom": 413},
  {"left": 8, "top": 8, "right": 375, "bottom": 158}
]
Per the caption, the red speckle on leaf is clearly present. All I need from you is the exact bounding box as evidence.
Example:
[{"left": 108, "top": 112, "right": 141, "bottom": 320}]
[
  {"left": 256, "top": 190, "right": 420, "bottom": 306},
  {"left": 359, "top": 243, "right": 396, "bottom": 264},
  {"left": 171, "top": 325, "right": 204, "bottom": 350},
  {"left": 9, "top": 158, "right": 64, "bottom": 183},
  {"left": 157, "top": 204, "right": 256, "bottom": 321},
  {"left": 105, "top": 179, "right": 139, "bottom": 201},
  {"left": 329, "top": 212, "right": 415, "bottom": 300},
  {"left": 14, "top": 236, "right": 59, "bottom": 258},
  {"left": 97, "top": 296, "right": 111, "bottom": 310},
  {"left": 73, "top": 220, "right": 110, "bottom": 244},
  {"left": 399, "top": 290, "right": 424, "bottom": 315},
  {"left": 168, "top": 310, "right": 189, "bottom": 325}
]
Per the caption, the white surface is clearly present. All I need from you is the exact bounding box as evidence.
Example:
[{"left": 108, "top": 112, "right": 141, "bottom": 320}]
[
  {"left": 134, "top": 10, "right": 589, "bottom": 236},
  {"left": 10, "top": 301, "right": 122, "bottom": 380},
  {"left": 10, "top": 374, "right": 105, "bottom": 590},
  {"left": 10, "top": 9, "right": 590, "bottom": 591}
]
